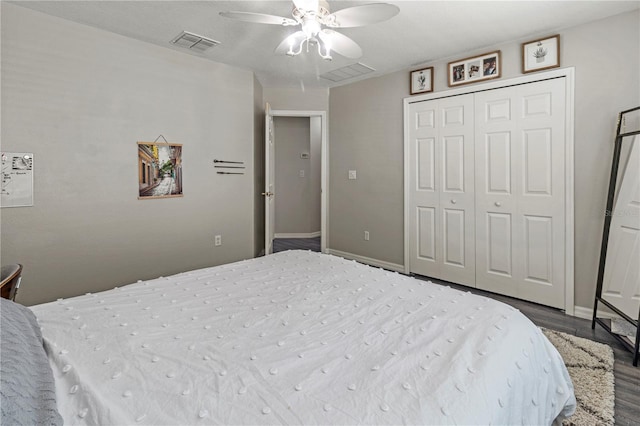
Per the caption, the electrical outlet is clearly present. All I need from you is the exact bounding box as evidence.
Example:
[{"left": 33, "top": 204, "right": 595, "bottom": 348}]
[
  {"left": 364, "top": 231, "right": 370, "bottom": 241},
  {"left": 299, "top": 170, "right": 305, "bottom": 178},
  {"left": 214, "top": 235, "right": 222, "bottom": 246},
  {"left": 348, "top": 170, "right": 357, "bottom": 180}
]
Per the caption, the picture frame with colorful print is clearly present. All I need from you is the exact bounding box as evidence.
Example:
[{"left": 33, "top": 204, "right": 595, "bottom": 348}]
[
  {"left": 410, "top": 67, "right": 434, "bottom": 95},
  {"left": 447, "top": 50, "right": 501, "bottom": 87},
  {"left": 137, "top": 142, "right": 183, "bottom": 199},
  {"left": 522, "top": 34, "right": 560, "bottom": 74}
]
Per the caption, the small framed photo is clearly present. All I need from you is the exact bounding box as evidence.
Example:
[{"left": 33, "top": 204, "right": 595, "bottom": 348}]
[
  {"left": 522, "top": 35, "right": 560, "bottom": 74},
  {"left": 410, "top": 67, "right": 434, "bottom": 95},
  {"left": 448, "top": 51, "right": 501, "bottom": 87}
]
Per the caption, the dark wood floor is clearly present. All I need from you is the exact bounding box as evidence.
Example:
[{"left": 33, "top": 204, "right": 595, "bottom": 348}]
[{"left": 271, "top": 239, "right": 639, "bottom": 425}]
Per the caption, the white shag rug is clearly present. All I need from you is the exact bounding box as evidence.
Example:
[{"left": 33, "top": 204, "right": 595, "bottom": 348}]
[{"left": 542, "top": 329, "right": 615, "bottom": 426}]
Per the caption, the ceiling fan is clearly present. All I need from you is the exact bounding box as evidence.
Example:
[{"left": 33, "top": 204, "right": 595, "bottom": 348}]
[{"left": 220, "top": 0, "right": 400, "bottom": 60}]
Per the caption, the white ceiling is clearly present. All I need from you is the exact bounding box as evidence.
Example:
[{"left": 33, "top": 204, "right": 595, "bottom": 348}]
[{"left": 11, "top": 1, "right": 640, "bottom": 88}]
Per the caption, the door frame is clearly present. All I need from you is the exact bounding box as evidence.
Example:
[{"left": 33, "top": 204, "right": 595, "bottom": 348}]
[
  {"left": 266, "top": 109, "right": 328, "bottom": 254},
  {"left": 402, "top": 67, "right": 575, "bottom": 315}
]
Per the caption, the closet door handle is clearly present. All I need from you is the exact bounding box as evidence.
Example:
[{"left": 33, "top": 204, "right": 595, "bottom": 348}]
[
  {"left": 494, "top": 202, "right": 501, "bottom": 207},
  {"left": 451, "top": 199, "right": 457, "bottom": 204}
]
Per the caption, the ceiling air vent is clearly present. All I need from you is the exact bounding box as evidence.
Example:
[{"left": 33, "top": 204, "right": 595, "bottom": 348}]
[
  {"left": 171, "top": 31, "right": 220, "bottom": 53},
  {"left": 320, "top": 63, "right": 376, "bottom": 83}
]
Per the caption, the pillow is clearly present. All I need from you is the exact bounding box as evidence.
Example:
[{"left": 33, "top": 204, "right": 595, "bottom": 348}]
[{"left": 1, "top": 298, "right": 63, "bottom": 426}]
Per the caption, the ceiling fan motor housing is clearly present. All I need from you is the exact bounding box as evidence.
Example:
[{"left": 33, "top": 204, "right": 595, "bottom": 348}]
[{"left": 292, "top": 0, "right": 331, "bottom": 21}]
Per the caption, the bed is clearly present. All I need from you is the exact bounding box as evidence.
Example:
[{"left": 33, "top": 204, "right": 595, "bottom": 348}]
[{"left": 5, "top": 250, "right": 576, "bottom": 424}]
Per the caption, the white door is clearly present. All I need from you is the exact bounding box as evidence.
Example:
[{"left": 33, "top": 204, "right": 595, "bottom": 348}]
[
  {"left": 408, "top": 94, "right": 476, "bottom": 286},
  {"left": 264, "top": 103, "right": 276, "bottom": 255},
  {"left": 475, "top": 78, "right": 566, "bottom": 308},
  {"left": 602, "top": 136, "right": 640, "bottom": 318}
]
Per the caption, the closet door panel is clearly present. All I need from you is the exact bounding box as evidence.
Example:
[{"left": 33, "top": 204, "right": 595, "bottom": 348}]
[
  {"left": 523, "top": 214, "right": 554, "bottom": 284},
  {"left": 475, "top": 90, "right": 518, "bottom": 297},
  {"left": 417, "top": 206, "right": 437, "bottom": 261},
  {"left": 516, "top": 79, "right": 565, "bottom": 308},
  {"left": 438, "top": 95, "right": 475, "bottom": 286},
  {"left": 485, "top": 132, "right": 512, "bottom": 195},
  {"left": 409, "top": 94, "right": 475, "bottom": 286},
  {"left": 443, "top": 136, "right": 465, "bottom": 192},
  {"left": 476, "top": 78, "right": 565, "bottom": 308},
  {"left": 409, "top": 102, "right": 441, "bottom": 278},
  {"left": 443, "top": 208, "right": 466, "bottom": 266},
  {"left": 486, "top": 212, "right": 513, "bottom": 277}
]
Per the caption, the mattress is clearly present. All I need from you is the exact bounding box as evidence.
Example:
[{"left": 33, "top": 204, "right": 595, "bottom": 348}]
[{"left": 31, "top": 250, "right": 576, "bottom": 425}]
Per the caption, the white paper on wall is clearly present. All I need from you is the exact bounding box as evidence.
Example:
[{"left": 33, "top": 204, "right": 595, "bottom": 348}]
[{"left": 1, "top": 152, "right": 34, "bottom": 208}]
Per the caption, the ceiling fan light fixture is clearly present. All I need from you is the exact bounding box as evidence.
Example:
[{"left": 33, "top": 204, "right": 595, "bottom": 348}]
[
  {"left": 302, "top": 19, "right": 321, "bottom": 37},
  {"left": 221, "top": 0, "right": 399, "bottom": 61},
  {"left": 318, "top": 38, "right": 332, "bottom": 60}
]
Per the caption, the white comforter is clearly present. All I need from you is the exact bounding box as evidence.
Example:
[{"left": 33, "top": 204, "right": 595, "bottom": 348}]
[{"left": 32, "top": 251, "right": 575, "bottom": 425}]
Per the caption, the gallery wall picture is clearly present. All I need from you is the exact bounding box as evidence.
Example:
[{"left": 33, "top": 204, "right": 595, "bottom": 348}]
[
  {"left": 137, "top": 142, "right": 183, "bottom": 199},
  {"left": 522, "top": 34, "right": 560, "bottom": 74},
  {"left": 410, "top": 67, "right": 434, "bottom": 95},
  {"left": 448, "top": 50, "right": 501, "bottom": 87},
  {"left": 1, "top": 152, "right": 34, "bottom": 208}
]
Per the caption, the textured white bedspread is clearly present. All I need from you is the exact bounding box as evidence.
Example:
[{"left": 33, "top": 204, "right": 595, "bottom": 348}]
[{"left": 32, "top": 251, "right": 575, "bottom": 425}]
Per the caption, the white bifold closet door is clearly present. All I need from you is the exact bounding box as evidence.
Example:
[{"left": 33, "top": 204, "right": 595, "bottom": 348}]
[
  {"left": 601, "top": 136, "right": 640, "bottom": 318},
  {"left": 408, "top": 94, "right": 476, "bottom": 287},
  {"left": 408, "top": 77, "right": 567, "bottom": 309},
  {"left": 475, "top": 78, "right": 566, "bottom": 308}
]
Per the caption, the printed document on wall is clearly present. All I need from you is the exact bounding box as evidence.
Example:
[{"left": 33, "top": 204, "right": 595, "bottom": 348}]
[{"left": 1, "top": 152, "right": 34, "bottom": 207}]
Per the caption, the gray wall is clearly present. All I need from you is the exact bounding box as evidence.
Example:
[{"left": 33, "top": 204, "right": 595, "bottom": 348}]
[
  {"left": 274, "top": 117, "right": 321, "bottom": 235},
  {"left": 1, "top": 4, "right": 258, "bottom": 305},
  {"left": 263, "top": 87, "right": 329, "bottom": 111},
  {"left": 329, "top": 10, "right": 640, "bottom": 309}
]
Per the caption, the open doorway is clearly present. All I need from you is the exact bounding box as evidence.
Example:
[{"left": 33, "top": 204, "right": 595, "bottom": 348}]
[
  {"left": 264, "top": 109, "right": 327, "bottom": 255},
  {"left": 273, "top": 116, "right": 321, "bottom": 253}
]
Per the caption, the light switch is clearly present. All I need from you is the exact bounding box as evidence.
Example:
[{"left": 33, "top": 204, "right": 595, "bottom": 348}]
[
  {"left": 299, "top": 170, "right": 305, "bottom": 178},
  {"left": 348, "top": 170, "right": 357, "bottom": 180}
]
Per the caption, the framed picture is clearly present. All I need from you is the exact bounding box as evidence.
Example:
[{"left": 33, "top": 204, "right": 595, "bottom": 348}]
[
  {"left": 410, "top": 67, "right": 434, "bottom": 95},
  {"left": 522, "top": 34, "right": 560, "bottom": 74},
  {"left": 447, "top": 51, "right": 501, "bottom": 87},
  {"left": 137, "top": 142, "right": 183, "bottom": 199}
]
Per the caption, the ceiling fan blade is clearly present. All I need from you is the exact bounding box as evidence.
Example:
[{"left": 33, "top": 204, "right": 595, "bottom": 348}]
[
  {"left": 275, "top": 31, "right": 307, "bottom": 55},
  {"left": 219, "top": 11, "right": 296, "bottom": 26},
  {"left": 319, "top": 29, "right": 362, "bottom": 59},
  {"left": 293, "top": 0, "right": 319, "bottom": 13},
  {"left": 326, "top": 3, "right": 400, "bottom": 28}
]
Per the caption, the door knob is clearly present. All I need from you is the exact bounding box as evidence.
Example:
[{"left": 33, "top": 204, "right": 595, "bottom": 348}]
[
  {"left": 261, "top": 192, "right": 274, "bottom": 197},
  {"left": 495, "top": 202, "right": 501, "bottom": 207},
  {"left": 450, "top": 199, "right": 457, "bottom": 204}
]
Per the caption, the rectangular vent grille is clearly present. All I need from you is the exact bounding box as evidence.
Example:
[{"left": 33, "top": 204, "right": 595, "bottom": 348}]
[
  {"left": 171, "top": 31, "right": 220, "bottom": 52},
  {"left": 320, "top": 62, "right": 376, "bottom": 82}
]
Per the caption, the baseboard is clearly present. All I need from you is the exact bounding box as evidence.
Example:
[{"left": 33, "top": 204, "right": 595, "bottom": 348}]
[
  {"left": 326, "top": 249, "right": 405, "bottom": 273},
  {"left": 274, "top": 232, "right": 321, "bottom": 239},
  {"left": 573, "top": 305, "right": 618, "bottom": 320}
]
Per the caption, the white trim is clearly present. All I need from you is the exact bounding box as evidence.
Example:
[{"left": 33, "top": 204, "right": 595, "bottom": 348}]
[
  {"left": 274, "top": 232, "right": 321, "bottom": 239},
  {"left": 327, "top": 249, "right": 405, "bottom": 273},
  {"left": 403, "top": 99, "right": 411, "bottom": 274},
  {"left": 403, "top": 67, "right": 576, "bottom": 314},
  {"left": 269, "top": 109, "right": 328, "bottom": 254},
  {"left": 573, "top": 306, "right": 594, "bottom": 320},
  {"left": 573, "top": 305, "right": 620, "bottom": 320},
  {"left": 563, "top": 68, "right": 576, "bottom": 317}
]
